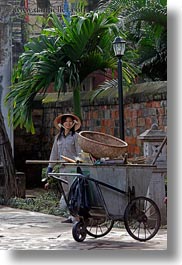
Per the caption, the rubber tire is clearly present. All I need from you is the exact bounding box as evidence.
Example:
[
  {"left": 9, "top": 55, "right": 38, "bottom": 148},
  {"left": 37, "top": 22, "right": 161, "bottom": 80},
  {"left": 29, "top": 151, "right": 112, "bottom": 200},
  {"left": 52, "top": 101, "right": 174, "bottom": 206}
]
[{"left": 72, "top": 221, "right": 87, "bottom": 242}]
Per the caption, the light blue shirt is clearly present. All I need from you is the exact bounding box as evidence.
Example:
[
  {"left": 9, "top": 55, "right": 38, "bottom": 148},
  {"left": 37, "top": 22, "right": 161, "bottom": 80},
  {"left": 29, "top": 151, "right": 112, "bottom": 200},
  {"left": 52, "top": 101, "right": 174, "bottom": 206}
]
[{"left": 49, "top": 132, "right": 81, "bottom": 168}]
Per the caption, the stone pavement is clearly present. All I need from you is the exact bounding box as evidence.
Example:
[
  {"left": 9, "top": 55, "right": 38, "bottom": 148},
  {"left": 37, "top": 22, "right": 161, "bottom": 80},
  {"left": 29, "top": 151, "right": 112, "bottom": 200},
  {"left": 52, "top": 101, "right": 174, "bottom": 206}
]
[{"left": 0, "top": 205, "right": 167, "bottom": 250}]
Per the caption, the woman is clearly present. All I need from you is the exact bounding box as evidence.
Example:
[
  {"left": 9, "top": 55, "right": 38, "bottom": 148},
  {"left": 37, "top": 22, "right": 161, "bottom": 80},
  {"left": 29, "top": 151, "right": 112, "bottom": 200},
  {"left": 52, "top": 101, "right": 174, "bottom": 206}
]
[{"left": 46, "top": 113, "right": 82, "bottom": 223}]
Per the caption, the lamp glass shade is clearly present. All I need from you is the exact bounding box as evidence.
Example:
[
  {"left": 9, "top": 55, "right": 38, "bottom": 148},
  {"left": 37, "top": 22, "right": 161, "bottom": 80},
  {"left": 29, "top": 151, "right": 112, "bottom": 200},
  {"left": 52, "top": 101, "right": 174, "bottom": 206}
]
[{"left": 113, "top": 37, "right": 126, "bottom": 56}]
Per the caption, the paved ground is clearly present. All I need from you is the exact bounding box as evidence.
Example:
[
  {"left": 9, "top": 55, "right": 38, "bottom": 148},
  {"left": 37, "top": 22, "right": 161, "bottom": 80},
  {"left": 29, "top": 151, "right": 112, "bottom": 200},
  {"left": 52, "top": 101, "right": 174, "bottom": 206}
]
[{"left": 0, "top": 205, "right": 167, "bottom": 250}]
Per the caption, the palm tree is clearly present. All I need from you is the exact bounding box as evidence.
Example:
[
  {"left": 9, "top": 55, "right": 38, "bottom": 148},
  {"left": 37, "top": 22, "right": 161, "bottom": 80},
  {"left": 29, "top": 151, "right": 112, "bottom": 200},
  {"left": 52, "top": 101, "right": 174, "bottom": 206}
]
[{"left": 5, "top": 11, "right": 136, "bottom": 133}]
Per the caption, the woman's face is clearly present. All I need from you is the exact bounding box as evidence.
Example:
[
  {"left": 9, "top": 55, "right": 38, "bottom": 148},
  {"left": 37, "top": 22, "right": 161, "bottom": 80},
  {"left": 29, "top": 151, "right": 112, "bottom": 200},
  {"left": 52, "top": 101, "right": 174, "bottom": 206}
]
[{"left": 63, "top": 117, "right": 74, "bottom": 130}]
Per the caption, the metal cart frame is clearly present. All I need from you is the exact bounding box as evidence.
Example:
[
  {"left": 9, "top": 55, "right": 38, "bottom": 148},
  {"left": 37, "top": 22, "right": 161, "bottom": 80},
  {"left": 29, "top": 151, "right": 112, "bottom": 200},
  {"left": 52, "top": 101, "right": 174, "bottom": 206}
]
[{"left": 48, "top": 165, "right": 161, "bottom": 242}]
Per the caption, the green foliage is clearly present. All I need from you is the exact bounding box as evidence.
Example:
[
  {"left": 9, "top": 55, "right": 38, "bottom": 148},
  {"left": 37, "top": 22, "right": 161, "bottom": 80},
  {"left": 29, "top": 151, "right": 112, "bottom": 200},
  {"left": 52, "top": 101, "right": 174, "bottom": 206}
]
[
  {"left": 5, "top": 192, "right": 67, "bottom": 217},
  {"left": 98, "top": 0, "right": 167, "bottom": 80},
  {"left": 5, "top": 11, "right": 124, "bottom": 133}
]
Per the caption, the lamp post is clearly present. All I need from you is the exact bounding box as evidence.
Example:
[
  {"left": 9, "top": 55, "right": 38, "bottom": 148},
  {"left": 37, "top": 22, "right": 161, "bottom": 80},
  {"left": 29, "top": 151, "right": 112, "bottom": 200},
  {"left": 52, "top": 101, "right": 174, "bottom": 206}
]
[{"left": 112, "top": 36, "right": 126, "bottom": 140}]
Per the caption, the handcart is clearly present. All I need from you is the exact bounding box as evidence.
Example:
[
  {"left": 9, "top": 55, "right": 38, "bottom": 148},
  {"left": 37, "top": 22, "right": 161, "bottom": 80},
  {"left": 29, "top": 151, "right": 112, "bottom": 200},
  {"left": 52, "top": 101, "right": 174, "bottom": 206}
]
[{"left": 48, "top": 163, "right": 161, "bottom": 243}]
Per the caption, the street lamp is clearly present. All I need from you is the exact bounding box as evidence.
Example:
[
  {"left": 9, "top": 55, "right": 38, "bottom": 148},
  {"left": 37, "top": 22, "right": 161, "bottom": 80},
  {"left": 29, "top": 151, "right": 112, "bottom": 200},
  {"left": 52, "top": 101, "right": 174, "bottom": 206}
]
[{"left": 112, "top": 36, "right": 126, "bottom": 140}]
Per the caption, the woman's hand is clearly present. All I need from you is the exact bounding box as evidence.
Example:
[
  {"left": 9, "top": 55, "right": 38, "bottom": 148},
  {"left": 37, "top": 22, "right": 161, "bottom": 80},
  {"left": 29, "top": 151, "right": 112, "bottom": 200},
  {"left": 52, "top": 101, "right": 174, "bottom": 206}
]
[{"left": 44, "top": 182, "right": 49, "bottom": 190}]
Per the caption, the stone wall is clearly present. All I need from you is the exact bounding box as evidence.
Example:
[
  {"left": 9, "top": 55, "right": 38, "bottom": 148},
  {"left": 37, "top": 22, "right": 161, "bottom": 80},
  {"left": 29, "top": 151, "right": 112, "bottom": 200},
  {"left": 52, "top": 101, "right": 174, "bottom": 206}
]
[{"left": 14, "top": 81, "right": 167, "bottom": 188}]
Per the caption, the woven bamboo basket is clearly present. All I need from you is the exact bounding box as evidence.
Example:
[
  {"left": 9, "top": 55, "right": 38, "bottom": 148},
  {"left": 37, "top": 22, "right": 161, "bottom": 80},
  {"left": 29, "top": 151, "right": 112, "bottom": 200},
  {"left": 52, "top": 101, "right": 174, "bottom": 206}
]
[{"left": 78, "top": 131, "right": 128, "bottom": 159}]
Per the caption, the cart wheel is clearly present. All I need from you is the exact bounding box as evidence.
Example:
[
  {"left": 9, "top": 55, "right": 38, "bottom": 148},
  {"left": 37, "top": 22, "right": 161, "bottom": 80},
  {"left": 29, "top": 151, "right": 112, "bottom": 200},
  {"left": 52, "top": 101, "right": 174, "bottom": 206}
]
[
  {"left": 72, "top": 221, "right": 87, "bottom": 242},
  {"left": 86, "top": 217, "right": 114, "bottom": 238},
  {"left": 124, "top": 196, "right": 161, "bottom": 242}
]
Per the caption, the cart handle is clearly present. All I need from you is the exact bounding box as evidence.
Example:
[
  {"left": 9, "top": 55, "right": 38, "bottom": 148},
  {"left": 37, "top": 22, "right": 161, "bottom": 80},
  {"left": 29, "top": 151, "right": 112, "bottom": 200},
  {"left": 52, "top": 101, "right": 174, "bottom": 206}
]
[
  {"left": 48, "top": 172, "right": 85, "bottom": 184},
  {"left": 48, "top": 172, "right": 127, "bottom": 196},
  {"left": 48, "top": 173, "right": 69, "bottom": 184},
  {"left": 48, "top": 172, "right": 83, "bottom": 177}
]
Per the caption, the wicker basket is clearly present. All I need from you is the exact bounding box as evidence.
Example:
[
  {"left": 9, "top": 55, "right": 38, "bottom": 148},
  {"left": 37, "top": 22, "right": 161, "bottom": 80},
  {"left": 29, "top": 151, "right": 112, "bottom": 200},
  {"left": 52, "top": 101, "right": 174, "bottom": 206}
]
[{"left": 78, "top": 131, "right": 128, "bottom": 159}]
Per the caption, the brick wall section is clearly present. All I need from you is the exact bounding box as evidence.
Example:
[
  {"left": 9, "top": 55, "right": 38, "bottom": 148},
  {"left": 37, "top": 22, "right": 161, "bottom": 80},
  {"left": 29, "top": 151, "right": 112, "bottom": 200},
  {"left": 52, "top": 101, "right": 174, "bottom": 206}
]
[
  {"left": 124, "top": 101, "right": 167, "bottom": 155},
  {"left": 14, "top": 81, "right": 167, "bottom": 187},
  {"left": 81, "top": 81, "right": 167, "bottom": 157}
]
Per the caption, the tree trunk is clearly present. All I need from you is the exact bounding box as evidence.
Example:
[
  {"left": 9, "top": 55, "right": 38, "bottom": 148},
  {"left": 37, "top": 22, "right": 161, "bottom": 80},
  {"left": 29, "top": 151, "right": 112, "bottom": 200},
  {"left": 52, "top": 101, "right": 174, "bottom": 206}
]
[
  {"left": 73, "top": 86, "right": 82, "bottom": 120},
  {"left": 0, "top": 0, "right": 18, "bottom": 201},
  {"left": 0, "top": 112, "right": 18, "bottom": 201}
]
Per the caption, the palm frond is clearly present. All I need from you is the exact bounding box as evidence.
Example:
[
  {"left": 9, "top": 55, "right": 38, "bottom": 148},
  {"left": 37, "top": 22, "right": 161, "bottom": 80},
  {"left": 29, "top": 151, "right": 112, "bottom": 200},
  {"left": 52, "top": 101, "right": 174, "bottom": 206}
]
[
  {"left": 6, "top": 10, "right": 138, "bottom": 132},
  {"left": 126, "top": 6, "right": 167, "bottom": 28}
]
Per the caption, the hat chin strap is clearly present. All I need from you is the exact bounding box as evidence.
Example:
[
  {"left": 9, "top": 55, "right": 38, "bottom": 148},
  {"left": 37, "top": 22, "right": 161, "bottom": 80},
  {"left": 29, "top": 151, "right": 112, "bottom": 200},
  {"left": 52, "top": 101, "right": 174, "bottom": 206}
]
[
  {"left": 58, "top": 123, "right": 65, "bottom": 129},
  {"left": 58, "top": 120, "right": 77, "bottom": 130}
]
